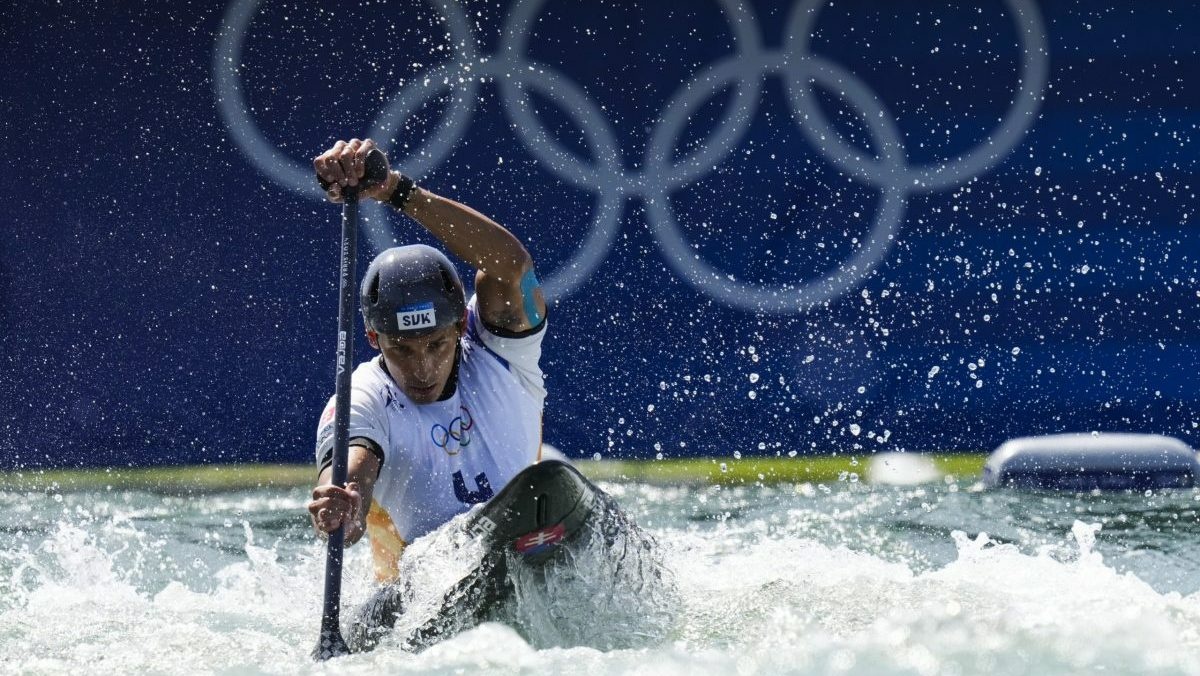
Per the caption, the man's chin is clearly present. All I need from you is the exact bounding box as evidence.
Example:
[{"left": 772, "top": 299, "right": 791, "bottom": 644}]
[{"left": 405, "top": 385, "right": 440, "bottom": 403}]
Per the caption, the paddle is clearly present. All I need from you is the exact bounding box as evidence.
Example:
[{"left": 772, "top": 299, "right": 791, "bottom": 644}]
[{"left": 314, "top": 147, "right": 388, "bottom": 661}]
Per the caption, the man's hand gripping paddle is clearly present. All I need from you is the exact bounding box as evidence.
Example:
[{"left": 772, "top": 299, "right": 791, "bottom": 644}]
[{"left": 313, "top": 148, "right": 388, "bottom": 661}]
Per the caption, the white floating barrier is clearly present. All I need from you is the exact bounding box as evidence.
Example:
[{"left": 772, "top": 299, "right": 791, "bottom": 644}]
[
  {"left": 867, "top": 452, "right": 942, "bottom": 486},
  {"left": 982, "top": 433, "right": 1200, "bottom": 490}
]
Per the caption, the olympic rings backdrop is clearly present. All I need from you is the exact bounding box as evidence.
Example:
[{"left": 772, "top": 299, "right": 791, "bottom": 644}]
[{"left": 2, "top": 1, "right": 1198, "bottom": 468}]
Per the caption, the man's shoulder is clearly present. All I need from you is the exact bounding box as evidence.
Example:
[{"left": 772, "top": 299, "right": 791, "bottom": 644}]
[
  {"left": 459, "top": 333, "right": 516, "bottom": 376},
  {"left": 338, "top": 359, "right": 407, "bottom": 416},
  {"left": 349, "top": 358, "right": 389, "bottom": 389}
]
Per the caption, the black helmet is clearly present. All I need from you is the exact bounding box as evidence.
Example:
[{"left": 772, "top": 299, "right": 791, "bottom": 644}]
[{"left": 360, "top": 245, "right": 466, "bottom": 337}]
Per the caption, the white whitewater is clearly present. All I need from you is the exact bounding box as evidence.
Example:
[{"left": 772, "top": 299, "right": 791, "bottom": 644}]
[{"left": 4, "top": 481, "right": 1200, "bottom": 674}]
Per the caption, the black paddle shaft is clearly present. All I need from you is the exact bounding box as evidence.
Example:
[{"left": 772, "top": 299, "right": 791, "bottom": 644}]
[{"left": 314, "top": 148, "right": 388, "bottom": 661}]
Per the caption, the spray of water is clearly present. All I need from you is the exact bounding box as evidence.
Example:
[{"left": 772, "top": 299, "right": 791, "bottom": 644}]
[
  {"left": 500, "top": 490, "right": 679, "bottom": 649},
  {"left": 350, "top": 488, "right": 678, "bottom": 652},
  {"left": 7, "top": 486, "right": 1200, "bottom": 674}
]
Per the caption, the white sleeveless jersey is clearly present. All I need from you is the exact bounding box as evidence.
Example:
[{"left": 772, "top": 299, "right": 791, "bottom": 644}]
[{"left": 315, "top": 295, "right": 546, "bottom": 552}]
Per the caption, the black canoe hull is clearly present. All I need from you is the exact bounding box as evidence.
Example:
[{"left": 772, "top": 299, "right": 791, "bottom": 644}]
[
  {"left": 348, "top": 459, "right": 601, "bottom": 652},
  {"left": 465, "top": 459, "right": 598, "bottom": 563}
]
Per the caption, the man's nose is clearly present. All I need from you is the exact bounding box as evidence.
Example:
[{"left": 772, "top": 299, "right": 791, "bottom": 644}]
[{"left": 412, "top": 355, "right": 437, "bottom": 381}]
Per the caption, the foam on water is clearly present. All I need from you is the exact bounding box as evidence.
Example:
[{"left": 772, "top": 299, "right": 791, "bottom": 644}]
[
  {"left": 499, "top": 491, "right": 679, "bottom": 650},
  {"left": 5, "top": 483, "right": 1200, "bottom": 674},
  {"left": 350, "top": 486, "right": 678, "bottom": 653}
]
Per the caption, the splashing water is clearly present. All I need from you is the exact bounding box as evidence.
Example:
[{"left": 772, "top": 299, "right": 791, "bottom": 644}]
[
  {"left": 351, "top": 486, "right": 678, "bottom": 653},
  {"left": 499, "top": 489, "right": 679, "bottom": 649},
  {"left": 6, "top": 482, "right": 1200, "bottom": 674}
]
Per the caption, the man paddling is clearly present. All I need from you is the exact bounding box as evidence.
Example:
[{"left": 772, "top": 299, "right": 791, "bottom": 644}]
[{"left": 306, "top": 138, "right": 549, "bottom": 582}]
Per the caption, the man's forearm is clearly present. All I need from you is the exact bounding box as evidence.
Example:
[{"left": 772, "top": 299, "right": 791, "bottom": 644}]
[{"left": 396, "top": 181, "right": 531, "bottom": 281}]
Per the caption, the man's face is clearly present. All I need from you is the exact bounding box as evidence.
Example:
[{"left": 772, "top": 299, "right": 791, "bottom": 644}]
[{"left": 369, "top": 323, "right": 462, "bottom": 404}]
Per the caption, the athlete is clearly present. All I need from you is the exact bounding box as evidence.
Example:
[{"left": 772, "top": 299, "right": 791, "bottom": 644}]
[{"left": 306, "top": 138, "right": 549, "bottom": 582}]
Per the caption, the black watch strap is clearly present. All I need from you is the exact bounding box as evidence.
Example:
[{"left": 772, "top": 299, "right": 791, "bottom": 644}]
[{"left": 387, "top": 173, "right": 417, "bottom": 211}]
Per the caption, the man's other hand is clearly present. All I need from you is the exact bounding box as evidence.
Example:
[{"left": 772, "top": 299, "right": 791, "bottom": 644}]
[{"left": 308, "top": 481, "right": 367, "bottom": 545}]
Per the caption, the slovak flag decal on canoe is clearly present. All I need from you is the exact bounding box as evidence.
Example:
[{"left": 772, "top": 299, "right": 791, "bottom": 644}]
[{"left": 514, "top": 524, "right": 566, "bottom": 555}]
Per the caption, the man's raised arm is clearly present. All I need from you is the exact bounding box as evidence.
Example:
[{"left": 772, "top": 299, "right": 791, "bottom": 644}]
[{"left": 314, "top": 138, "right": 547, "bottom": 335}]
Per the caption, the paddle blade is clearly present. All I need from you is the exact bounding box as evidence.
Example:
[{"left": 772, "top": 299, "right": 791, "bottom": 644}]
[{"left": 313, "top": 626, "right": 351, "bottom": 661}]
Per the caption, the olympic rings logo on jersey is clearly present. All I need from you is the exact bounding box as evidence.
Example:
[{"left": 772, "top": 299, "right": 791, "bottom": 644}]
[
  {"left": 431, "top": 406, "right": 475, "bottom": 456},
  {"left": 214, "top": 0, "right": 1048, "bottom": 314}
]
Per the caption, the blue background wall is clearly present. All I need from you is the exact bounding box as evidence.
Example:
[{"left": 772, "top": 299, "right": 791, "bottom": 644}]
[{"left": 2, "top": 1, "right": 1197, "bottom": 469}]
